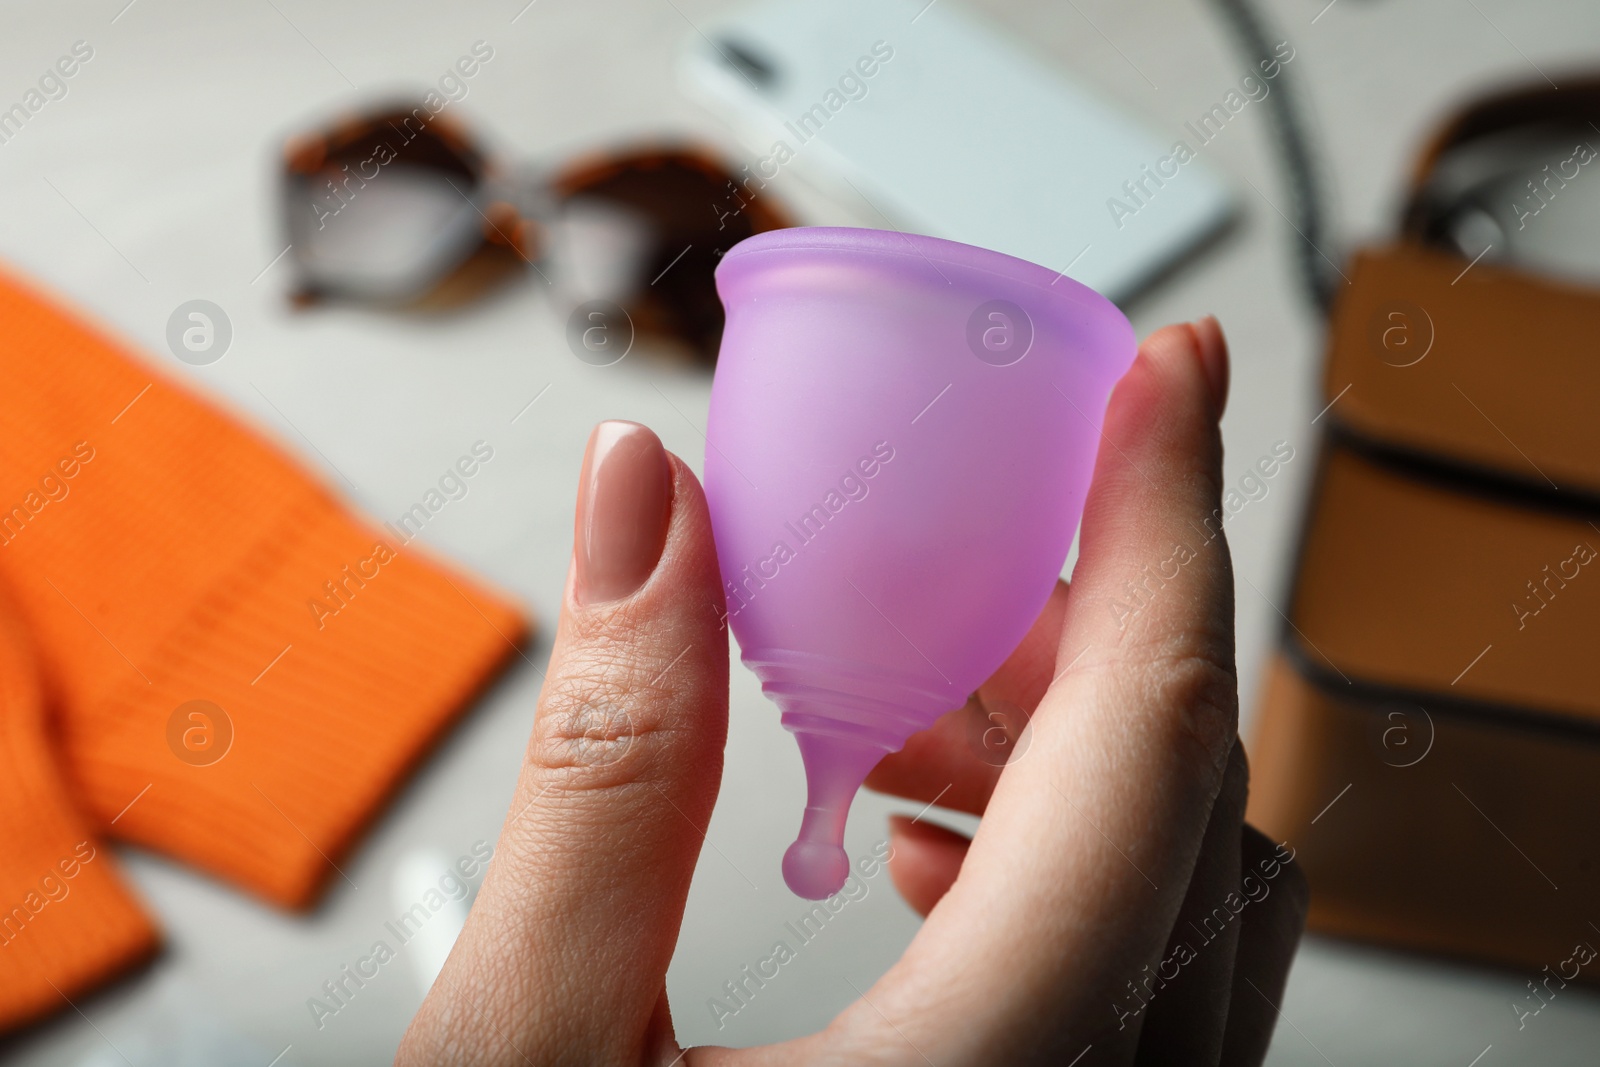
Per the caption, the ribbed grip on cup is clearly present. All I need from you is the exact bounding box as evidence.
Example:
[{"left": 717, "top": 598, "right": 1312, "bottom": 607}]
[
  {"left": 741, "top": 648, "right": 961, "bottom": 898},
  {"left": 742, "top": 647, "right": 958, "bottom": 749}
]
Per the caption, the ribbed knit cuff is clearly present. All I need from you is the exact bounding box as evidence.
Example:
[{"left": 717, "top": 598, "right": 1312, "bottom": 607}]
[
  {"left": 0, "top": 836, "right": 158, "bottom": 1033},
  {"left": 0, "top": 598, "right": 157, "bottom": 1033},
  {"left": 59, "top": 492, "right": 530, "bottom": 909}
]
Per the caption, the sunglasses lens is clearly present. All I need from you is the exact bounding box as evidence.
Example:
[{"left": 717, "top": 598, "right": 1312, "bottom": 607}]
[
  {"left": 284, "top": 114, "right": 491, "bottom": 302},
  {"left": 290, "top": 169, "right": 481, "bottom": 298},
  {"left": 551, "top": 152, "right": 791, "bottom": 360}
]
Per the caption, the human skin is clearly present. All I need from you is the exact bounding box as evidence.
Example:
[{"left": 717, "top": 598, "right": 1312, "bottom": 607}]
[{"left": 396, "top": 318, "right": 1308, "bottom": 1066}]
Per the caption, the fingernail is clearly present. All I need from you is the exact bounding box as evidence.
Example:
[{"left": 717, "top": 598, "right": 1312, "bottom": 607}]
[
  {"left": 1190, "top": 315, "right": 1229, "bottom": 418},
  {"left": 574, "top": 421, "right": 673, "bottom": 605}
]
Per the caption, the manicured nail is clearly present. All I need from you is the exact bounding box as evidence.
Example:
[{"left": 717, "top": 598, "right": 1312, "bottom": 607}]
[
  {"left": 574, "top": 421, "right": 673, "bottom": 605},
  {"left": 1191, "top": 315, "right": 1229, "bottom": 418}
]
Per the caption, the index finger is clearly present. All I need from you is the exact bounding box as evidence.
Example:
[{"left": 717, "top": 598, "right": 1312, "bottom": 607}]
[{"left": 848, "top": 321, "right": 1239, "bottom": 1056}]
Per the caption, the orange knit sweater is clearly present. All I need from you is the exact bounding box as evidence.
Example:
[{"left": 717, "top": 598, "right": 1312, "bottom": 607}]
[{"left": 0, "top": 268, "right": 529, "bottom": 1032}]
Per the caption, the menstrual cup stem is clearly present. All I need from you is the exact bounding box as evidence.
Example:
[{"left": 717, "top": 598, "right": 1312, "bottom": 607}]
[{"left": 782, "top": 729, "right": 890, "bottom": 899}]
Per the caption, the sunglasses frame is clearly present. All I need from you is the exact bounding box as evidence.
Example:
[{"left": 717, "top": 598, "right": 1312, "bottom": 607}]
[{"left": 278, "top": 100, "right": 795, "bottom": 358}]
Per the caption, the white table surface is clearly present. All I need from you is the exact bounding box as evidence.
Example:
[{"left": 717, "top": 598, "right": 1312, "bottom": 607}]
[{"left": 2, "top": 0, "right": 1598, "bottom": 1063}]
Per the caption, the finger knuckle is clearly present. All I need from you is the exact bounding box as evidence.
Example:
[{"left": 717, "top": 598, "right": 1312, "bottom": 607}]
[
  {"left": 1273, "top": 845, "right": 1312, "bottom": 918},
  {"left": 1243, "top": 824, "right": 1312, "bottom": 920},
  {"left": 528, "top": 651, "right": 681, "bottom": 792},
  {"left": 1223, "top": 738, "right": 1251, "bottom": 802},
  {"left": 1133, "top": 648, "right": 1239, "bottom": 777}
]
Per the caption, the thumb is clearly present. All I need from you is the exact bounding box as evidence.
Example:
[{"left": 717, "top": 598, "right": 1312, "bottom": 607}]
[{"left": 400, "top": 421, "right": 729, "bottom": 1066}]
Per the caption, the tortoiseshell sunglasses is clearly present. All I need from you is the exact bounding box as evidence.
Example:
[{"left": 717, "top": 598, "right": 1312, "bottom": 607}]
[{"left": 279, "top": 101, "right": 793, "bottom": 362}]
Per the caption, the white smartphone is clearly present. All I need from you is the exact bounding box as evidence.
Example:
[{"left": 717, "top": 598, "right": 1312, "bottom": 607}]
[{"left": 680, "top": 0, "right": 1234, "bottom": 303}]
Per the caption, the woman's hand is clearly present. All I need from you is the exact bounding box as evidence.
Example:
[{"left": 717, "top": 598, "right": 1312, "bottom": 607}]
[{"left": 396, "top": 319, "right": 1307, "bottom": 1066}]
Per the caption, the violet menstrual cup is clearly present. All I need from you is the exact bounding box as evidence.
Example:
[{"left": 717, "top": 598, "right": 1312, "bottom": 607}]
[{"left": 704, "top": 227, "right": 1135, "bottom": 898}]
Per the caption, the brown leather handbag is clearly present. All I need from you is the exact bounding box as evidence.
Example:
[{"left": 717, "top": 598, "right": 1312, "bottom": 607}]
[{"left": 1246, "top": 80, "right": 1600, "bottom": 981}]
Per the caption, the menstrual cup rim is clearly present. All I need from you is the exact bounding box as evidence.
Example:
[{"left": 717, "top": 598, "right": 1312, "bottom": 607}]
[{"left": 718, "top": 225, "right": 1121, "bottom": 315}]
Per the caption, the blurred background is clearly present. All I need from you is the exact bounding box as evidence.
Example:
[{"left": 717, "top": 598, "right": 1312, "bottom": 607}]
[{"left": 0, "top": 0, "right": 1598, "bottom": 1063}]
